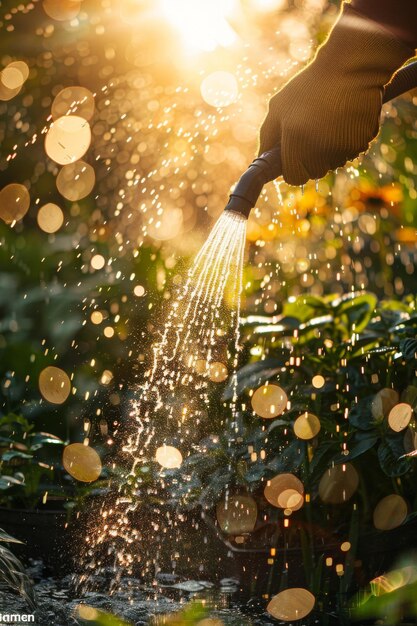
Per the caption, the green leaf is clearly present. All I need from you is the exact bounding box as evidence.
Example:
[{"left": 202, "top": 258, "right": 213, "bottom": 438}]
[
  {"left": 402, "top": 385, "right": 417, "bottom": 408},
  {"left": 198, "top": 469, "right": 232, "bottom": 508},
  {"left": 309, "top": 441, "right": 339, "bottom": 483},
  {"left": 267, "top": 440, "right": 305, "bottom": 474},
  {"left": 0, "top": 541, "right": 36, "bottom": 610},
  {"left": 30, "top": 432, "right": 65, "bottom": 447},
  {"left": 378, "top": 436, "right": 410, "bottom": 477},
  {"left": 1, "top": 450, "right": 33, "bottom": 462},
  {"left": 334, "top": 433, "right": 379, "bottom": 464},
  {"left": 222, "top": 356, "right": 287, "bottom": 400},
  {"left": 298, "top": 314, "right": 333, "bottom": 334},
  {"left": 348, "top": 396, "right": 375, "bottom": 431},
  {"left": 0, "top": 528, "right": 24, "bottom": 544},
  {"left": 282, "top": 294, "right": 329, "bottom": 323},
  {"left": 334, "top": 292, "right": 377, "bottom": 334},
  {"left": 400, "top": 338, "right": 417, "bottom": 361},
  {"left": 389, "top": 314, "right": 417, "bottom": 333},
  {"left": 0, "top": 475, "right": 25, "bottom": 489},
  {"left": 267, "top": 419, "right": 288, "bottom": 433},
  {"left": 245, "top": 463, "right": 266, "bottom": 483}
]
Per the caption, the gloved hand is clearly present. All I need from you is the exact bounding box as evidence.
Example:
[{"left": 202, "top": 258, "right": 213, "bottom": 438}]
[{"left": 258, "top": 3, "right": 414, "bottom": 186}]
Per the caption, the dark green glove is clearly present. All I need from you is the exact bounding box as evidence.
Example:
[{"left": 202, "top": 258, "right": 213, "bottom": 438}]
[{"left": 258, "top": 3, "right": 414, "bottom": 186}]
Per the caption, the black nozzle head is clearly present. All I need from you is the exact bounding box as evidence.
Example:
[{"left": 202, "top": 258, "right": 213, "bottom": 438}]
[
  {"left": 224, "top": 195, "right": 252, "bottom": 219},
  {"left": 223, "top": 146, "right": 282, "bottom": 220}
]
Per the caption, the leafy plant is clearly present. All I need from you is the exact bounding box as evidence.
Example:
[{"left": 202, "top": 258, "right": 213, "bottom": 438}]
[
  {"left": 157, "top": 292, "right": 417, "bottom": 610},
  {"left": 0, "top": 528, "right": 36, "bottom": 610},
  {"left": 0, "top": 413, "right": 65, "bottom": 508}
]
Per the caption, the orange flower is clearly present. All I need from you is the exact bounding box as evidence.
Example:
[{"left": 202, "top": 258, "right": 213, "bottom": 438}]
[{"left": 347, "top": 181, "right": 403, "bottom": 218}]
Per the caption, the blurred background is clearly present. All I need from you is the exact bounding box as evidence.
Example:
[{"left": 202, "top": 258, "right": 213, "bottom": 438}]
[{"left": 1, "top": 1, "right": 417, "bottom": 620}]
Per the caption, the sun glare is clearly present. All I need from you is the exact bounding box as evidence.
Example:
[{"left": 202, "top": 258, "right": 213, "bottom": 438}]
[{"left": 159, "top": 0, "right": 238, "bottom": 52}]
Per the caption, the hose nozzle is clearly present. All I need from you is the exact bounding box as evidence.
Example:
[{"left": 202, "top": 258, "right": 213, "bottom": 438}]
[{"left": 224, "top": 146, "right": 282, "bottom": 219}]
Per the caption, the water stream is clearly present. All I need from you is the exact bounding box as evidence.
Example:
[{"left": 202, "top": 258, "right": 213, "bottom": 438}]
[{"left": 83, "top": 210, "right": 248, "bottom": 588}]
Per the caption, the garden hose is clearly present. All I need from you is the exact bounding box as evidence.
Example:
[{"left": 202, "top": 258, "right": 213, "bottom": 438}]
[{"left": 224, "top": 60, "right": 417, "bottom": 219}]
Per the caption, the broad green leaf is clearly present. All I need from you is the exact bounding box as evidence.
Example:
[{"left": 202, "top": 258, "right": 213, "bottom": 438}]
[
  {"left": 378, "top": 436, "right": 410, "bottom": 477},
  {"left": 1, "top": 450, "right": 33, "bottom": 462},
  {"left": 309, "top": 441, "right": 338, "bottom": 478},
  {"left": 334, "top": 433, "right": 378, "bottom": 464},
  {"left": 30, "top": 432, "right": 65, "bottom": 446},
  {"left": 348, "top": 396, "right": 375, "bottom": 431},
  {"left": 334, "top": 293, "right": 377, "bottom": 334},
  {"left": 222, "top": 356, "right": 288, "bottom": 400},
  {"left": 389, "top": 315, "right": 417, "bottom": 333},
  {"left": 245, "top": 463, "right": 266, "bottom": 483},
  {"left": 267, "top": 419, "right": 288, "bottom": 433},
  {"left": 267, "top": 440, "right": 305, "bottom": 474},
  {"left": 282, "top": 294, "right": 329, "bottom": 323},
  {"left": 400, "top": 338, "right": 417, "bottom": 361}
]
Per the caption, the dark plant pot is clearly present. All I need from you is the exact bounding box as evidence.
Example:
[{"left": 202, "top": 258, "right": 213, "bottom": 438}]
[{"left": 0, "top": 507, "right": 73, "bottom": 575}]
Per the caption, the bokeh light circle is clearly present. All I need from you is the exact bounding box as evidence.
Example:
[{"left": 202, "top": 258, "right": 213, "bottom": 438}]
[
  {"left": 45, "top": 115, "right": 91, "bottom": 165},
  {"left": 155, "top": 445, "right": 183, "bottom": 469},
  {"left": 91, "top": 254, "right": 105, "bottom": 270},
  {"left": 39, "top": 365, "right": 71, "bottom": 404},
  {"left": 312, "top": 375, "right": 325, "bottom": 389},
  {"left": 388, "top": 403, "right": 413, "bottom": 432},
  {"left": 91, "top": 311, "right": 103, "bottom": 325},
  {"left": 209, "top": 362, "right": 228, "bottom": 383},
  {"left": 0, "top": 184, "right": 30, "bottom": 224},
  {"left": 252, "top": 384, "right": 287, "bottom": 418},
  {"left": 318, "top": 463, "right": 359, "bottom": 504},
  {"left": 277, "top": 488, "right": 304, "bottom": 510},
  {"left": 0, "top": 61, "right": 29, "bottom": 100},
  {"left": 2, "top": 66, "right": 25, "bottom": 90},
  {"left": 371, "top": 388, "right": 399, "bottom": 421},
  {"left": 134, "top": 285, "right": 145, "bottom": 297},
  {"left": 52, "top": 86, "right": 95, "bottom": 121},
  {"left": 264, "top": 473, "right": 304, "bottom": 510},
  {"left": 216, "top": 495, "right": 257, "bottom": 535},
  {"left": 56, "top": 161, "right": 95, "bottom": 201},
  {"left": 37, "top": 203, "right": 64, "bottom": 233},
  {"left": 267, "top": 588, "right": 315, "bottom": 622},
  {"left": 63, "top": 443, "right": 102, "bottom": 482},
  {"left": 148, "top": 207, "right": 183, "bottom": 241},
  {"left": 293, "top": 412, "right": 321, "bottom": 440},
  {"left": 43, "top": 0, "right": 82, "bottom": 21},
  {"left": 373, "top": 494, "right": 408, "bottom": 530}
]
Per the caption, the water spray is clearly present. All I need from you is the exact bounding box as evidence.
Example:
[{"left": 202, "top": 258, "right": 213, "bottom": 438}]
[{"left": 225, "top": 61, "right": 417, "bottom": 220}]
